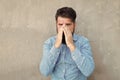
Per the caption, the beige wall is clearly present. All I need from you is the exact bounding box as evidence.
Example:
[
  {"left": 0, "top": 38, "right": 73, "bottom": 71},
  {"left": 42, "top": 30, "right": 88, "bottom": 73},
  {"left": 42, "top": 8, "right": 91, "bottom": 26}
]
[{"left": 0, "top": 0, "right": 120, "bottom": 80}]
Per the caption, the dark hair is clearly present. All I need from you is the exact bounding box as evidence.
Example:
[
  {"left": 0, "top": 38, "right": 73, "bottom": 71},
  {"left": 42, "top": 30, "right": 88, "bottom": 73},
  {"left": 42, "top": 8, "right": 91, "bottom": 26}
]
[{"left": 55, "top": 7, "right": 76, "bottom": 22}]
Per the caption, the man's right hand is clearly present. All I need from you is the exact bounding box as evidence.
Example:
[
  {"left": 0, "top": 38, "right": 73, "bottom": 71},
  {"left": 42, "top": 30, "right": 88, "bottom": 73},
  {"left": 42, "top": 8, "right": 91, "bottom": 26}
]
[{"left": 54, "top": 27, "right": 63, "bottom": 48}]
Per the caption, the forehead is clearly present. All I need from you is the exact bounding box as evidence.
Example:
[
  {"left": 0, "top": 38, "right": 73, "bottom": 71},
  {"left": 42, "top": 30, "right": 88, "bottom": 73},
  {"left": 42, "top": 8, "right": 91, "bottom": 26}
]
[{"left": 57, "top": 16, "right": 72, "bottom": 23}]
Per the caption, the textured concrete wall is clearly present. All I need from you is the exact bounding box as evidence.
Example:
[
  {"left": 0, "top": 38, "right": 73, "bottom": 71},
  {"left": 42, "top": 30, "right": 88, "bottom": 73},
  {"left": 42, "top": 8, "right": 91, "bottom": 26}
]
[{"left": 0, "top": 0, "right": 120, "bottom": 80}]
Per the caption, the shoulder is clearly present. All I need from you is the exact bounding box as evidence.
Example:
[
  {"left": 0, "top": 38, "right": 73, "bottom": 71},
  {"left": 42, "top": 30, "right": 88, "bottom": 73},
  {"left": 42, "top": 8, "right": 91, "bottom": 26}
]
[
  {"left": 75, "top": 34, "right": 89, "bottom": 42},
  {"left": 44, "top": 36, "right": 56, "bottom": 45},
  {"left": 74, "top": 34, "right": 90, "bottom": 47}
]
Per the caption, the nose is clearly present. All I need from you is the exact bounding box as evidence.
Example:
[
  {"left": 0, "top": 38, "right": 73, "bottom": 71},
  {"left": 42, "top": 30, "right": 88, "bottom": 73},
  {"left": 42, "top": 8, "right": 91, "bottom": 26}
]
[{"left": 62, "top": 24, "right": 66, "bottom": 27}]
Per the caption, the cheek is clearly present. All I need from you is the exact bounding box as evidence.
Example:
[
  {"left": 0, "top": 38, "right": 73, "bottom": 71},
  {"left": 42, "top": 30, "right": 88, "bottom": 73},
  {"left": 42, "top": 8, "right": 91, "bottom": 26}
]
[
  {"left": 69, "top": 27, "right": 74, "bottom": 32},
  {"left": 56, "top": 25, "right": 61, "bottom": 32},
  {"left": 57, "top": 26, "right": 61, "bottom": 31},
  {"left": 57, "top": 24, "right": 61, "bottom": 28}
]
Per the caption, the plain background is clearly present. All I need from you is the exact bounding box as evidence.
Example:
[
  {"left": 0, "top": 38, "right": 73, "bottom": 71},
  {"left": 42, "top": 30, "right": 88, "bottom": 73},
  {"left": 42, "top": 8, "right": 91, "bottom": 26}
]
[{"left": 0, "top": 0, "right": 120, "bottom": 80}]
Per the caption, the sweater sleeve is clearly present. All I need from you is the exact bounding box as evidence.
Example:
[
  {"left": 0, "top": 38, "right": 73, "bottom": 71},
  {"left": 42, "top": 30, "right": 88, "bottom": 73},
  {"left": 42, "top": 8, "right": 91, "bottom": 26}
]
[
  {"left": 71, "top": 39, "right": 95, "bottom": 77},
  {"left": 40, "top": 39, "right": 61, "bottom": 76}
]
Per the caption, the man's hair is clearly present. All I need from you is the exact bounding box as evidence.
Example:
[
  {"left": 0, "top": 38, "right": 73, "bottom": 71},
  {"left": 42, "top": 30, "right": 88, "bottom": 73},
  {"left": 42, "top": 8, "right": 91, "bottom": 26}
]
[{"left": 55, "top": 7, "right": 76, "bottom": 22}]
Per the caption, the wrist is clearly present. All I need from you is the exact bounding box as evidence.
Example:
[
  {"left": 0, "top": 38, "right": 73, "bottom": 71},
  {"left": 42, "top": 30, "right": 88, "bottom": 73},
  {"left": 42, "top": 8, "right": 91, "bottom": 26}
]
[
  {"left": 68, "top": 44, "right": 76, "bottom": 52},
  {"left": 54, "top": 41, "right": 61, "bottom": 48}
]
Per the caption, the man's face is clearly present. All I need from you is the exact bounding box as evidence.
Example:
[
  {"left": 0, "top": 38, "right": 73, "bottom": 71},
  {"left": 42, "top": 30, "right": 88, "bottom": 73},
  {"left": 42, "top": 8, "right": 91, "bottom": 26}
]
[
  {"left": 56, "top": 16, "right": 75, "bottom": 44},
  {"left": 56, "top": 16, "right": 75, "bottom": 34}
]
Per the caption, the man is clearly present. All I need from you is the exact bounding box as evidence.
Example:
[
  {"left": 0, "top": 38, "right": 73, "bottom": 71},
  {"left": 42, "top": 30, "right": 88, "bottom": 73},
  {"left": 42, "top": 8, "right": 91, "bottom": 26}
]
[{"left": 40, "top": 7, "right": 95, "bottom": 80}]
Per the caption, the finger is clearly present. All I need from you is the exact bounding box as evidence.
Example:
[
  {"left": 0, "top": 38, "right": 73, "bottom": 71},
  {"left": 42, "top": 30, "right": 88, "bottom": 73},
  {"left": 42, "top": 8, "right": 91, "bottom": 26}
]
[
  {"left": 63, "top": 26, "right": 67, "bottom": 37},
  {"left": 57, "top": 28, "right": 63, "bottom": 40},
  {"left": 66, "top": 26, "right": 72, "bottom": 34},
  {"left": 64, "top": 26, "right": 72, "bottom": 36},
  {"left": 58, "top": 27, "right": 63, "bottom": 35}
]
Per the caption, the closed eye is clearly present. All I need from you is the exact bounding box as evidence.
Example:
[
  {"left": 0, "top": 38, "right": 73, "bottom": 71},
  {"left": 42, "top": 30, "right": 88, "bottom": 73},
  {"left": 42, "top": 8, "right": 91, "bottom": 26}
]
[
  {"left": 58, "top": 24, "right": 63, "bottom": 26},
  {"left": 66, "top": 23, "right": 71, "bottom": 26}
]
